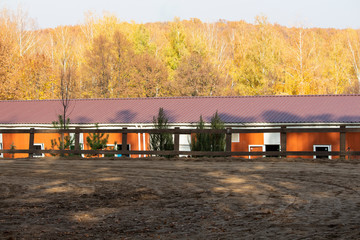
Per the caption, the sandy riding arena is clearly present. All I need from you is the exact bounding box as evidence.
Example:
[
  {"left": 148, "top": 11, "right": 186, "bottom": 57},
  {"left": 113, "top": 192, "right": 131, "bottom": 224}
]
[{"left": 1, "top": 158, "right": 360, "bottom": 239}]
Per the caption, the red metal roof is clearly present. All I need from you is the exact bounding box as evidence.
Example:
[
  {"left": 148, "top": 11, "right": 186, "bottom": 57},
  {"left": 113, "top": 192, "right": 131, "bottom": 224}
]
[{"left": 1, "top": 95, "right": 360, "bottom": 125}]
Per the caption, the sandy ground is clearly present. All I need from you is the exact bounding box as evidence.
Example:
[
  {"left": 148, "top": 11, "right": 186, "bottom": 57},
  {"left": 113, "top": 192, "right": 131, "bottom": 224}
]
[{"left": 1, "top": 157, "right": 360, "bottom": 239}]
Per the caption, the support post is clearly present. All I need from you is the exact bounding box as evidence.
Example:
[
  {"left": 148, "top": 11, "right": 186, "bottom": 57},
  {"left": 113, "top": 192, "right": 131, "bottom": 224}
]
[
  {"left": 340, "top": 125, "right": 346, "bottom": 159},
  {"left": 280, "top": 126, "right": 287, "bottom": 158},
  {"left": 174, "top": 127, "right": 180, "bottom": 157},
  {"left": 60, "top": 129, "right": 65, "bottom": 157},
  {"left": 122, "top": 128, "right": 127, "bottom": 157},
  {"left": 29, "top": 128, "right": 35, "bottom": 158},
  {"left": 74, "top": 127, "right": 80, "bottom": 155},
  {"left": 226, "top": 128, "right": 232, "bottom": 156}
]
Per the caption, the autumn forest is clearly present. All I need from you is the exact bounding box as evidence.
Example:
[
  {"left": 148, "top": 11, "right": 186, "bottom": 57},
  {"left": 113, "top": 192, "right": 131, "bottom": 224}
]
[{"left": 0, "top": 8, "right": 360, "bottom": 100}]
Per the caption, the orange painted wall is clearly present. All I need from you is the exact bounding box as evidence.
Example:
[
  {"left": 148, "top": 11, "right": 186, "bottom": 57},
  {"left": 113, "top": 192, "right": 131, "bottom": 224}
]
[
  {"left": 36, "top": 133, "right": 64, "bottom": 157},
  {"left": 346, "top": 133, "right": 360, "bottom": 150},
  {"left": 82, "top": 132, "right": 148, "bottom": 158},
  {"left": 345, "top": 133, "right": 360, "bottom": 159},
  {"left": 232, "top": 133, "right": 264, "bottom": 158},
  {"left": 231, "top": 132, "right": 347, "bottom": 159},
  {"left": 1, "top": 132, "right": 150, "bottom": 158},
  {"left": 287, "top": 132, "right": 340, "bottom": 158},
  {"left": 2, "top": 133, "right": 61, "bottom": 158},
  {"left": 3, "top": 133, "right": 29, "bottom": 158}
]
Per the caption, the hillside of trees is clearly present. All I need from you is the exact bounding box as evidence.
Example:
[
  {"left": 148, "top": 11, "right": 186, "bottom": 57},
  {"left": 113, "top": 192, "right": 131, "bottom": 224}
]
[{"left": 0, "top": 8, "right": 360, "bottom": 100}]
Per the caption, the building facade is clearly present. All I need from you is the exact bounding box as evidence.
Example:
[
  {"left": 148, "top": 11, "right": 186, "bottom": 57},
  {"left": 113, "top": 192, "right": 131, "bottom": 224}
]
[{"left": 1, "top": 95, "right": 360, "bottom": 158}]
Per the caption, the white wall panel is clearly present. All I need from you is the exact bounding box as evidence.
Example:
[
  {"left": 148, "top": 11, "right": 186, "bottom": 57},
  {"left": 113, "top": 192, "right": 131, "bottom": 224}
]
[
  {"left": 264, "top": 133, "right": 280, "bottom": 144},
  {"left": 180, "top": 134, "right": 191, "bottom": 145}
]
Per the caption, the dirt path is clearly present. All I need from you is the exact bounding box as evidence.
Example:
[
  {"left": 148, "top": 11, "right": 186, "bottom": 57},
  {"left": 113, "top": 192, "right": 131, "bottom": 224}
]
[{"left": 1, "top": 158, "right": 360, "bottom": 239}]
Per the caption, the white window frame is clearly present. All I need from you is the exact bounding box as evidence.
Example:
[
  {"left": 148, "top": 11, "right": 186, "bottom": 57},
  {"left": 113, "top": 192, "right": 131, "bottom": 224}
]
[
  {"left": 231, "top": 133, "right": 240, "bottom": 143},
  {"left": 313, "top": 145, "right": 332, "bottom": 159},
  {"left": 33, "top": 143, "right": 45, "bottom": 158},
  {"left": 248, "top": 145, "right": 265, "bottom": 159}
]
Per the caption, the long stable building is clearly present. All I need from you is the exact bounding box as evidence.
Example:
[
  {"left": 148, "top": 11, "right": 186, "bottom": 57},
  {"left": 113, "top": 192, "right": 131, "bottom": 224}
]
[{"left": 1, "top": 95, "right": 360, "bottom": 158}]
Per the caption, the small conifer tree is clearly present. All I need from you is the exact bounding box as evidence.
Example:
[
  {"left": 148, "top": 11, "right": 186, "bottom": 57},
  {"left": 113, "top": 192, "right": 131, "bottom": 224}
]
[
  {"left": 86, "top": 124, "right": 109, "bottom": 157},
  {"left": 51, "top": 115, "right": 74, "bottom": 156},
  {"left": 191, "top": 115, "right": 211, "bottom": 152},
  {"left": 210, "top": 111, "right": 225, "bottom": 152},
  {"left": 150, "top": 108, "right": 174, "bottom": 156},
  {"left": 191, "top": 111, "right": 225, "bottom": 156}
]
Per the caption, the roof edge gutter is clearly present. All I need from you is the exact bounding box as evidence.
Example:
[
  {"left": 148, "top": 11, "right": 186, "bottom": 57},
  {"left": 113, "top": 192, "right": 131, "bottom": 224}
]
[{"left": 1, "top": 122, "right": 360, "bottom": 129}]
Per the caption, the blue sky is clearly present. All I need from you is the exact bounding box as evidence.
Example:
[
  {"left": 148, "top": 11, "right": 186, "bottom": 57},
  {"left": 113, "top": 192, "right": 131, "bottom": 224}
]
[{"left": 1, "top": 0, "right": 359, "bottom": 29}]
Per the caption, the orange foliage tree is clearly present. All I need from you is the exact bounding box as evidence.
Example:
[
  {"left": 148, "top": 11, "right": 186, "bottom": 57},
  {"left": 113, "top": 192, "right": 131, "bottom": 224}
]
[{"left": 0, "top": 8, "right": 360, "bottom": 100}]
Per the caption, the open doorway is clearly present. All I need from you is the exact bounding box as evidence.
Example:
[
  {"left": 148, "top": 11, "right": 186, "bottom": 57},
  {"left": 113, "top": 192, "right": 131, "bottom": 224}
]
[{"left": 265, "top": 144, "right": 280, "bottom": 157}]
